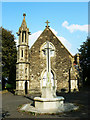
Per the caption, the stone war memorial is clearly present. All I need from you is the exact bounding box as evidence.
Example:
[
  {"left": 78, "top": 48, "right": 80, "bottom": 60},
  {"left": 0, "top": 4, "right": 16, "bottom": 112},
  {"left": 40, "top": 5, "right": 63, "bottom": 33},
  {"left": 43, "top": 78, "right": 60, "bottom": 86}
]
[{"left": 15, "top": 13, "right": 81, "bottom": 96}]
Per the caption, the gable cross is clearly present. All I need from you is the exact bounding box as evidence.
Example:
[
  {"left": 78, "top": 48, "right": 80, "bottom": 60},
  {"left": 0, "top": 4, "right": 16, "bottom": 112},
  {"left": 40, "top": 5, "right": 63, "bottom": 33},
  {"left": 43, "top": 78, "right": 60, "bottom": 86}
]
[{"left": 45, "top": 20, "right": 50, "bottom": 27}]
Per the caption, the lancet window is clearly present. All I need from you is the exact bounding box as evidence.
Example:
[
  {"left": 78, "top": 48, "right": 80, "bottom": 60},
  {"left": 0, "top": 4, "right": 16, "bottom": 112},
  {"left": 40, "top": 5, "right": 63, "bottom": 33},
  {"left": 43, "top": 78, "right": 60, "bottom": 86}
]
[
  {"left": 21, "top": 50, "right": 23, "bottom": 57},
  {"left": 22, "top": 31, "right": 26, "bottom": 42}
]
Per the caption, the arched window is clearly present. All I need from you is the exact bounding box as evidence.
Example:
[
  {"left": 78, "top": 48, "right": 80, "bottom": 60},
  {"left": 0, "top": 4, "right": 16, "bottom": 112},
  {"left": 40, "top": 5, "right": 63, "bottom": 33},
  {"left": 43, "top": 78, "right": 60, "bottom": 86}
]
[{"left": 40, "top": 42, "right": 55, "bottom": 57}]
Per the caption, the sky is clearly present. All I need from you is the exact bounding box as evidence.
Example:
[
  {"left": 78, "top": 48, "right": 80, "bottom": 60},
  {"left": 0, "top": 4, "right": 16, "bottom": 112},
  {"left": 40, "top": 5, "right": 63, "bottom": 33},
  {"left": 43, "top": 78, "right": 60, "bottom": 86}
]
[{"left": 1, "top": 1, "right": 89, "bottom": 55}]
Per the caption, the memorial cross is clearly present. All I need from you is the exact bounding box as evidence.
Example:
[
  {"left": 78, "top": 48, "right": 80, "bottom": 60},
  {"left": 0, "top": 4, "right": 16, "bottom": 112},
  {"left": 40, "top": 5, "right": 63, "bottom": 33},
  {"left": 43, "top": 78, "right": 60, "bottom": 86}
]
[{"left": 44, "top": 41, "right": 52, "bottom": 86}]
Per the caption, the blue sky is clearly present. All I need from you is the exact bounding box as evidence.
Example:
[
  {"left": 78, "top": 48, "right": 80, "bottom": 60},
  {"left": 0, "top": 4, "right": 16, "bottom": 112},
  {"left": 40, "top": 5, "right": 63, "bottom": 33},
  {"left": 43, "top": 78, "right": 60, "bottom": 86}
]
[{"left": 1, "top": 2, "right": 88, "bottom": 55}]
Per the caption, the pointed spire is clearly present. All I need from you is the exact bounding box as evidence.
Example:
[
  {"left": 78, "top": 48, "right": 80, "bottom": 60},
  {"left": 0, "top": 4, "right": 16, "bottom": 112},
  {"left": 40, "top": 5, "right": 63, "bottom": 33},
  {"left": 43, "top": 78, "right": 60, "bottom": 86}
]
[{"left": 21, "top": 13, "right": 27, "bottom": 29}]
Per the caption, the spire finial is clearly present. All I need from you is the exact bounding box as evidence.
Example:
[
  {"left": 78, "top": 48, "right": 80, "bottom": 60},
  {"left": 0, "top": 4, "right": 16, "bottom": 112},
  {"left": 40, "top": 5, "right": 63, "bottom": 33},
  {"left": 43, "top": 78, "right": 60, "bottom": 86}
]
[
  {"left": 23, "top": 13, "right": 26, "bottom": 18},
  {"left": 45, "top": 20, "right": 50, "bottom": 27}
]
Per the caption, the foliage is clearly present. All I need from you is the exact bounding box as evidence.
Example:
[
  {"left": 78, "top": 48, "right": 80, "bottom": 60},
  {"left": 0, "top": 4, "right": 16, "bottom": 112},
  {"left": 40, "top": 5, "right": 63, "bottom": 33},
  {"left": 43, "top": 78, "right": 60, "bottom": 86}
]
[
  {"left": 1, "top": 27, "right": 17, "bottom": 89},
  {"left": 5, "top": 83, "right": 12, "bottom": 89},
  {"left": 78, "top": 37, "right": 90, "bottom": 85}
]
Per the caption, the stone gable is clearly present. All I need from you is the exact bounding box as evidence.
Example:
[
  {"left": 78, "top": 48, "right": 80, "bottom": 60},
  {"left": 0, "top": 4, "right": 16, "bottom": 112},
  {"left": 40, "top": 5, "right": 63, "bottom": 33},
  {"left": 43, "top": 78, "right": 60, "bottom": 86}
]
[{"left": 29, "top": 27, "right": 73, "bottom": 93}]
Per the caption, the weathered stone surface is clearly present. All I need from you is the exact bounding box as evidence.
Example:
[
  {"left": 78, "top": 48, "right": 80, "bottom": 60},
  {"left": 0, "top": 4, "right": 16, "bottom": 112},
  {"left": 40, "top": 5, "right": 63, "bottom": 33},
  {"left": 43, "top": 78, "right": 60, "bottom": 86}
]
[
  {"left": 34, "top": 96, "right": 64, "bottom": 110},
  {"left": 29, "top": 27, "right": 72, "bottom": 93}
]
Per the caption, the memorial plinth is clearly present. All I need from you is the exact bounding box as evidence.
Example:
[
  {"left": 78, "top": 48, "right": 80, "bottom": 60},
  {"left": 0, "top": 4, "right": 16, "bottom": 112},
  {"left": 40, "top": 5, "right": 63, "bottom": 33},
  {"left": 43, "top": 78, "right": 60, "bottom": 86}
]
[
  {"left": 34, "top": 96, "right": 64, "bottom": 110},
  {"left": 34, "top": 86, "right": 64, "bottom": 111}
]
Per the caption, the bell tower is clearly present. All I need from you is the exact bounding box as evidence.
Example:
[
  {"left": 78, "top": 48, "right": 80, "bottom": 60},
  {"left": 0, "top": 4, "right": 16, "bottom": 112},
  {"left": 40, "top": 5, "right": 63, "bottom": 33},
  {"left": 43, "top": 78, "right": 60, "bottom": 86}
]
[{"left": 15, "top": 13, "right": 30, "bottom": 95}]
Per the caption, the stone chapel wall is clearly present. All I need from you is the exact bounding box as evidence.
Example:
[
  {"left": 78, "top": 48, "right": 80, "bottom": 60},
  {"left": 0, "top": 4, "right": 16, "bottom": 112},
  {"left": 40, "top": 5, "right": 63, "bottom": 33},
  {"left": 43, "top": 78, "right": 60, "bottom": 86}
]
[{"left": 29, "top": 27, "right": 72, "bottom": 94}]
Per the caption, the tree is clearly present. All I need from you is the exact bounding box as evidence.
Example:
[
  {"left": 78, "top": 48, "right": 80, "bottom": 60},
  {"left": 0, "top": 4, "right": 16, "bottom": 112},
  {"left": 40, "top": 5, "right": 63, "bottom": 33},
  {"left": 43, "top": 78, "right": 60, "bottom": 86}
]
[
  {"left": 78, "top": 37, "right": 90, "bottom": 86},
  {"left": 1, "top": 27, "right": 17, "bottom": 89}
]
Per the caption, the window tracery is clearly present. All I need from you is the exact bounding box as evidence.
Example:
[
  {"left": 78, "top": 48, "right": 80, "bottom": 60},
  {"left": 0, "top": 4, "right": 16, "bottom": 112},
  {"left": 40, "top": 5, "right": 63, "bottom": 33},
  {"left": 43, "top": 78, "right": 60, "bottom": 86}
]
[{"left": 40, "top": 42, "right": 55, "bottom": 57}]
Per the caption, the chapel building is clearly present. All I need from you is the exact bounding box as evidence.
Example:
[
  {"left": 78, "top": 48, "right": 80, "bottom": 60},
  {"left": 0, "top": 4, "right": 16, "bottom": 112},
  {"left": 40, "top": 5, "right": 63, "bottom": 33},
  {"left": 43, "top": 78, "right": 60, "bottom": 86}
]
[{"left": 15, "top": 14, "right": 81, "bottom": 95}]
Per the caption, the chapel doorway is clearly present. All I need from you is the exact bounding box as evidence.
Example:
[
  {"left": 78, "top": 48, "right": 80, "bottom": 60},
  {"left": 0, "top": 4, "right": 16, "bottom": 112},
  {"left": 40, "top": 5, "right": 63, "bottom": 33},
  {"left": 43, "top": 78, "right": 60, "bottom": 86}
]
[{"left": 25, "top": 80, "right": 28, "bottom": 94}]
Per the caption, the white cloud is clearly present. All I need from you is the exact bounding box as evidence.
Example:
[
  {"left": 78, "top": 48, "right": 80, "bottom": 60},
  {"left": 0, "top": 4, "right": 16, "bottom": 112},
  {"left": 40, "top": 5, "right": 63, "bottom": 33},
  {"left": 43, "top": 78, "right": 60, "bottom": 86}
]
[
  {"left": 29, "top": 31, "right": 42, "bottom": 48},
  {"left": 50, "top": 28, "right": 58, "bottom": 35},
  {"left": 62, "top": 21, "right": 88, "bottom": 33},
  {"left": 58, "top": 36, "right": 71, "bottom": 51},
  {"left": 50, "top": 28, "right": 72, "bottom": 53}
]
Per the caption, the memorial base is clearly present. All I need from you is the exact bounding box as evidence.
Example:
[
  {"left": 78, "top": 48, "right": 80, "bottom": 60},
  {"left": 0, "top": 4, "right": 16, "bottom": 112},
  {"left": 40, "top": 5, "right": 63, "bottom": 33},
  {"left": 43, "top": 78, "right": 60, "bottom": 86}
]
[{"left": 34, "top": 97, "right": 64, "bottom": 110}]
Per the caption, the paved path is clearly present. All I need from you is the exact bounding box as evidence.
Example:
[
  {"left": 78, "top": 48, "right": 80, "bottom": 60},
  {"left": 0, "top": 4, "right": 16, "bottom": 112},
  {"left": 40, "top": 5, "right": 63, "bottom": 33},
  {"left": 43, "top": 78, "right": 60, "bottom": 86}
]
[
  {"left": 2, "top": 92, "right": 33, "bottom": 119},
  {"left": 1, "top": 87, "right": 90, "bottom": 119}
]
